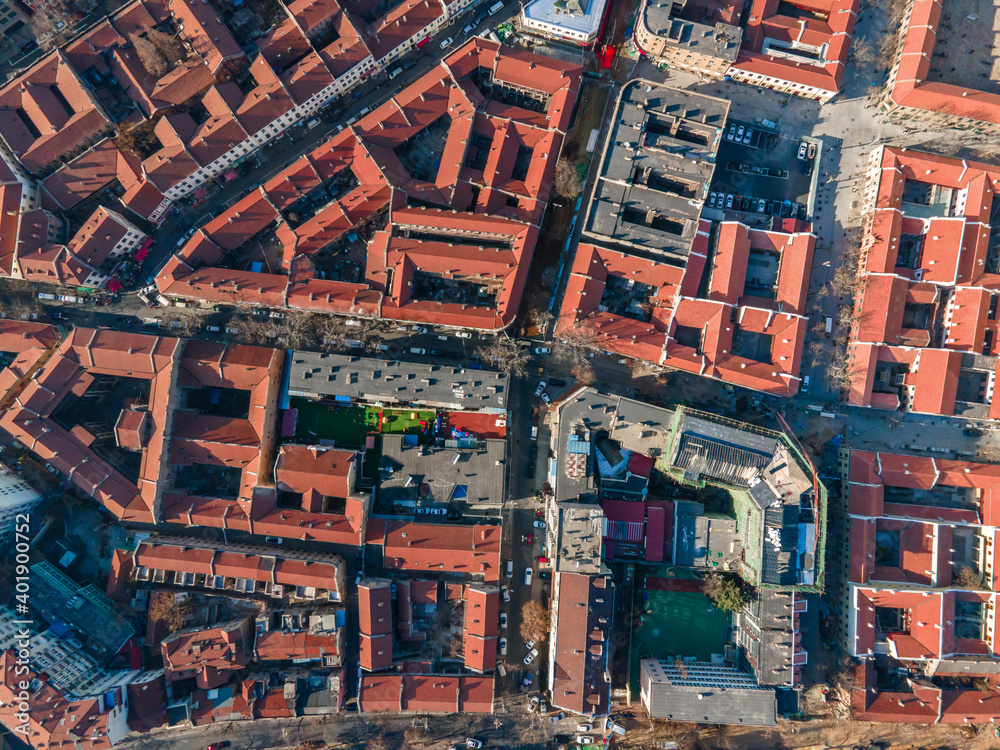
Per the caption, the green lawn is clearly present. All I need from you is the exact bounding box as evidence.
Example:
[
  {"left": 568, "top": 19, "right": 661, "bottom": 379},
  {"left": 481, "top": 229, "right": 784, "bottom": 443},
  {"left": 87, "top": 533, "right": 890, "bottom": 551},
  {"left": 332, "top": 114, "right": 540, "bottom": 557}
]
[
  {"left": 380, "top": 409, "right": 436, "bottom": 434},
  {"left": 629, "top": 589, "right": 730, "bottom": 696},
  {"left": 290, "top": 399, "right": 370, "bottom": 447}
]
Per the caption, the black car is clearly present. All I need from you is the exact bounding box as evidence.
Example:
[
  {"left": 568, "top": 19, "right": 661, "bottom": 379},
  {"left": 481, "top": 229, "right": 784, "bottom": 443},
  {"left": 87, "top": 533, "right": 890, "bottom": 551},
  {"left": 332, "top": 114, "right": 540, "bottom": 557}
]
[
  {"left": 548, "top": 378, "right": 567, "bottom": 387},
  {"left": 526, "top": 461, "right": 536, "bottom": 478},
  {"left": 964, "top": 428, "right": 984, "bottom": 437},
  {"left": 740, "top": 196, "right": 751, "bottom": 212},
  {"left": 554, "top": 735, "right": 571, "bottom": 744},
  {"left": 529, "top": 444, "right": 538, "bottom": 460},
  {"left": 429, "top": 349, "right": 444, "bottom": 356},
  {"left": 213, "top": 304, "right": 231, "bottom": 312},
  {"left": 537, "top": 570, "right": 551, "bottom": 580}
]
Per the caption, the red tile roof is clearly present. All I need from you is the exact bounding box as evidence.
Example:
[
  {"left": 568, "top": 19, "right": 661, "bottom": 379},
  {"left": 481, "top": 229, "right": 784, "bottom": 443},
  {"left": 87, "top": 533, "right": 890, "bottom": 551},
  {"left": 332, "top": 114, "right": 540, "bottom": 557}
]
[
  {"left": 379, "top": 521, "right": 502, "bottom": 581},
  {"left": 255, "top": 629, "right": 342, "bottom": 663},
  {"left": 358, "top": 674, "right": 494, "bottom": 713},
  {"left": 0, "top": 650, "right": 121, "bottom": 750},
  {"left": 730, "top": 0, "right": 859, "bottom": 98},
  {"left": 161, "top": 618, "right": 251, "bottom": 689},
  {"left": 550, "top": 573, "right": 613, "bottom": 716},
  {"left": 155, "top": 39, "right": 580, "bottom": 329}
]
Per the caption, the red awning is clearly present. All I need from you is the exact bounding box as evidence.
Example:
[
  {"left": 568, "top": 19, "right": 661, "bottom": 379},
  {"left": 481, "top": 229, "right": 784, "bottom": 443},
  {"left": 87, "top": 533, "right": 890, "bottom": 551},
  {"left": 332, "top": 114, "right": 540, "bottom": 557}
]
[
  {"left": 224, "top": 170, "right": 238, "bottom": 181},
  {"left": 105, "top": 278, "right": 123, "bottom": 293},
  {"left": 416, "top": 36, "right": 430, "bottom": 48},
  {"left": 133, "top": 237, "right": 153, "bottom": 261}
]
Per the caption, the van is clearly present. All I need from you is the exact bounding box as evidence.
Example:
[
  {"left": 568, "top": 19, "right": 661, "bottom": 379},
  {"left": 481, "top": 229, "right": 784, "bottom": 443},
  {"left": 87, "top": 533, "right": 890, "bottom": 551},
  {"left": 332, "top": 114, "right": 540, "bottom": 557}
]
[
  {"left": 496, "top": 663, "right": 506, "bottom": 677},
  {"left": 824, "top": 316, "right": 833, "bottom": 334},
  {"left": 488, "top": 1, "right": 503, "bottom": 14},
  {"left": 156, "top": 294, "right": 171, "bottom": 306},
  {"left": 505, "top": 560, "right": 513, "bottom": 578},
  {"left": 801, "top": 375, "right": 810, "bottom": 392},
  {"left": 377, "top": 344, "right": 390, "bottom": 352},
  {"left": 359, "top": 106, "right": 371, "bottom": 116},
  {"left": 388, "top": 67, "right": 403, "bottom": 80},
  {"left": 608, "top": 721, "right": 625, "bottom": 736},
  {"left": 307, "top": 118, "right": 320, "bottom": 129},
  {"left": 411, "top": 347, "right": 426, "bottom": 355}
]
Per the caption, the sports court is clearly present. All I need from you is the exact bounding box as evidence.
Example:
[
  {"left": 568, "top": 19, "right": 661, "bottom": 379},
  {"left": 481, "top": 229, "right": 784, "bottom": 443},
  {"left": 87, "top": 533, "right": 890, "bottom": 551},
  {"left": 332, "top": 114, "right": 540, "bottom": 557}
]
[{"left": 629, "top": 588, "right": 730, "bottom": 695}]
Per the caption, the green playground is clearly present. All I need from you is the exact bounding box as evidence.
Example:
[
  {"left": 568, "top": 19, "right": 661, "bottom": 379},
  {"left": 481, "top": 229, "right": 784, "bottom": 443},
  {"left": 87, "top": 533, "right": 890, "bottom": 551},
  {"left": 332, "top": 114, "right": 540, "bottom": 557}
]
[
  {"left": 288, "top": 398, "right": 436, "bottom": 447},
  {"left": 629, "top": 587, "right": 731, "bottom": 696}
]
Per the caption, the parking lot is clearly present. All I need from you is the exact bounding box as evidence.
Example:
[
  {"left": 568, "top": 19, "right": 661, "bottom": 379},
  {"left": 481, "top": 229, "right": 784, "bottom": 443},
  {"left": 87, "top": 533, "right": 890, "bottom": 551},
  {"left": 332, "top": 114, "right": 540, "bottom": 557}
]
[{"left": 707, "top": 118, "right": 819, "bottom": 222}]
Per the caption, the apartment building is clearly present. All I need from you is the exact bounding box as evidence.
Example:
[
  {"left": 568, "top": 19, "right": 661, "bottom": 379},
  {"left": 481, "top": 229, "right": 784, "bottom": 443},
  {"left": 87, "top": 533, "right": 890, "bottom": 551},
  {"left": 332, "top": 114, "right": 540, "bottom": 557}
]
[{"left": 634, "top": 0, "right": 743, "bottom": 79}]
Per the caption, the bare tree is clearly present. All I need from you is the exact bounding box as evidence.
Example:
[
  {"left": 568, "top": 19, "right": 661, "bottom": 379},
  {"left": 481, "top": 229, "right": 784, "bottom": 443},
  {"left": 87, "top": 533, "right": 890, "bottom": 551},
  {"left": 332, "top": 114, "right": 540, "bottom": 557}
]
[
  {"left": 519, "top": 600, "right": 549, "bottom": 642},
  {"left": 29, "top": 0, "right": 78, "bottom": 51},
  {"left": 553, "top": 157, "right": 584, "bottom": 199},
  {"left": 851, "top": 38, "right": 876, "bottom": 67},
  {"left": 149, "top": 592, "right": 192, "bottom": 634},
  {"left": 130, "top": 34, "right": 168, "bottom": 77},
  {"left": 571, "top": 362, "right": 595, "bottom": 387},
  {"left": 476, "top": 337, "right": 530, "bottom": 376},
  {"left": 551, "top": 325, "right": 600, "bottom": 366},
  {"left": 146, "top": 28, "right": 187, "bottom": 66},
  {"left": 953, "top": 565, "right": 984, "bottom": 589},
  {"left": 115, "top": 119, "right": 160, "bottom": 159},
  {"left": 0, "top": 282, "right": 40, "bottom": 320}
]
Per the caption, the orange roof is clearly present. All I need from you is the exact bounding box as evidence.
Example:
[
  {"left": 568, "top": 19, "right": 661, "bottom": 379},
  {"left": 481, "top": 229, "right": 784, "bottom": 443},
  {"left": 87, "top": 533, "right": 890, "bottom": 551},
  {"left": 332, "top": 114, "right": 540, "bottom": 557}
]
[{"left": 382, "top": 522, "right": 502, "bottom": 581}]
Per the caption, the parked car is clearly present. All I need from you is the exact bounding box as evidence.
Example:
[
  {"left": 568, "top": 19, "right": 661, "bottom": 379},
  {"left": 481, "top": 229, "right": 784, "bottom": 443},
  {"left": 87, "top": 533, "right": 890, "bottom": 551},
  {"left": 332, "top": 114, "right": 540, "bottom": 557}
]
[
  {"left": 526, "top": 461, "right": 536, "bottom": 478},
  {"left": 501, "top": 585, "right": 510, "bottom": 602},
  {"left": 757, "top": 198, "right": 766, "bottom": 213},
  {"left": 533, "top": 520, "right": 546, "bottom": 529},
  {"left": 725, "top": 194, "right": 734, "bottom": 209},
  {"left": 708, "top": 192, "right": 717, "bottom": 207},
  {"left": 549, "top": 377, "right": 567, "bottom": 387},
  {"left": 540, "top": 392, "right": 551, "bottom": 404},
  {"left": 539, "top": 699, "right": 548, "bottom": 716},
  {"left": 807, "top": 142, "right": 816, "bottom": 159},
  {"left": 735, "top": 126, "right": 744, "bottom": 141},
  {"left": 965, "top": 428, "right": 984, "bottom": 437},
  {"left": 251, "top": 308, "right": 268, "bottom": 317},
  {"left": 410, "top": 347, "right": 426, "bottom": 355},
  {"left": 537, "top": 570, "right": 551, "bottom": 580},
  {"left": 534, "top": 347, "right": 551, "bottom": 354},
  {"left": 528, "top": 696, "right": 540, "bottom": 713},
  {"left": 429, "top": 349, "right": 444, "bottom": 356},
  {"left": 499, "top": 637, "right": 507, "bottom": 655},
  {"left": 577, "top": 736, "right": 594, "bottom": 745},
  {"left": 463, "top": 23, "right": 475, "bottom": 33},
  {"left": 726, "top": 124, "right": 736, "bottom": 140},
  {"left": 264, "top": 536, "right": 283, "bottom": 545},
  {"left": 439, "top": 36, "right": 453, "bottom": 48},
  {"left": 526, "top": 638, "right": 538, "bottom": 650},
  {"left": 499, "top": 612, "right": 507, "bottom": 628},
  {"left": 465, "top": 739, "right": 482, "bottom": 749},
  {"left": 411, "top": 325, "right": 429, "bottom": 333},
  {"left": 523, "top": 648, "right": 539, "bottom": 665},
  {"left": 577, "top": 724, "right": 593, "bottom": 733},
  {"left": 524, "top": 568, "right": 533, "bottom": 585},
  {"left": 455, "top": 331, "right": 472, "bottom": 338},
  {"left": 549, "top": 712, "right": 565, "bottom": 723},
  {"left": 742, "top": 128, "right": 752, "bottom": 145},
  {"left": 797, "top": 142, "right": 808, "bottom": 159},
  {"left": 534, "top": 381, "right": 546, "bottom": 397},
  {"left": 740, "top": 196, "right": 751, "bottom": 212},
  {"left": 522, "top": 673, "right": 534, "bottom": 688}
]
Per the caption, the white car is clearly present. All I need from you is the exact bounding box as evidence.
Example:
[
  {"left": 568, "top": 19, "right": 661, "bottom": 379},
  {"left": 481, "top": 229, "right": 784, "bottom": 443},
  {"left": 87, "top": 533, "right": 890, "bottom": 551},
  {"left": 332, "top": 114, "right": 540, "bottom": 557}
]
[
  {"left": 534, "top": 347, "right": 551, "bottom": 354},
  {"left": 797, "top": 142, "right": 808, "bottom": 159},
  {"left": 455, "top": 331, "right": 473, "bottom": 338},
  {"left": 540, "top": 392, "right": 551, "bottom": 404},
  {"left": 742, "top": 128, "right": 752, "bottom": 145},
  {"left": 534, "top": 381, "right": 546, "bottom": 396},
  {"left": 411, "top": 326, "right": 429, "bottom": 334},
  {"left": 577, "top": 737, "right": 594, "bottom": 745},
  {"left": 533, "top": 520, "right": 546, "bottom": 529},
  {"left": 465, "top": 740, "right": 482, "bottom": 749},
  {"left": 523, "top": 648, "right": 539, "bottom": 665},
  {"left": 725, "top": 194, "right": 734, "bottom": 209},
  {"left": 499, "top": 637, "right": 507, "bottom": 655},
  {"left": 501, "top": 585, "right": 510, "bottom": 602},
  {"left": 439, "top": 36, "right": 453, "bottom": 49},
  {"left": 526, "top": 638, "right": 538, "bottom": 650},
  {"left": 708, "top": 192, "right": 717, "bottom": 207},
  {"left": 499, "top": 612, "right": 507, "bottom": 628},
  {"left": 726, "top": 124, "right": 736, "bottom": 140},
  {"left": 410, "top": 347, "right": 426, "bottom": 355},
  {"left": 264, "top": 536, "right": 283, "bottom": 544},
  {"left": 463, "top": 23, "right": 475, "bottom": 33},
  {"left": 735, "top": 125, "right": 744, "bottom": 141},
  {"left": 528, "top": 696, "right": 540, "bottom": 713},
  {"left": 524, "top": 568, "right": 532, "bottom": 585},
  {"left": 576, "top": 723, "right": 593, "bottom": 733}
]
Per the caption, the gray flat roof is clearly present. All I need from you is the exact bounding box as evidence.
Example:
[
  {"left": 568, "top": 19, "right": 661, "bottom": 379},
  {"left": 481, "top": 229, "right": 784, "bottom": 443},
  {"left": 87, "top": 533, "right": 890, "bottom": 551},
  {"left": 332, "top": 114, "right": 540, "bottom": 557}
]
[
  {"left": 642, "top": 0, "right": 742, "bottom": 61},
  {"left": 379, "top": 434, "right": 505, "bottom": 509},
  {"left": 554, "top": 502, "right": 605, "bottom": 574},
  {"left": 585, "top": 80, "right": 729, "bottom": 260},
  {"left": 641, "top": 658, "right": 776, "bottom": 726},
  {"left": 287, "top": 351, "right": 509, "bottom": 412},
  {"left": 611, "top": 397, "right": 674, "bottom": 458}
]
